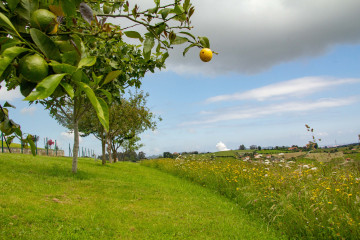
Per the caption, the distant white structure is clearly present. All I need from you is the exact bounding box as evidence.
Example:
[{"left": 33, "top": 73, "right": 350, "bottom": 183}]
[{"left": 216, "top": 141, "right": 230, "bottom": 151}]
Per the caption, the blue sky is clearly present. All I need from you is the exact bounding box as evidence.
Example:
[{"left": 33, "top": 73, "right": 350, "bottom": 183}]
[{"left": 1, "top": 0, "right": 360, "bottom": 157}]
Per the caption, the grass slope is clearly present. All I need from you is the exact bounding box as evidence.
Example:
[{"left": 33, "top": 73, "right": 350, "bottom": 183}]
[{"left": 0, "top": 154, "right": 284, "bottom": 240}]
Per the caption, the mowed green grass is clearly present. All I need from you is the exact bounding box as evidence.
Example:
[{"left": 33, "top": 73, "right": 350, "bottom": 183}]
[{"left": 0, "top": 154, "right": 284, "bottom": 240}]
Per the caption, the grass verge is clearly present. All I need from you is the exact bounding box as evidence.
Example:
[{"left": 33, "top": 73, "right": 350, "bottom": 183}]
[{"left": 0, "top": 153, "right": 284, "bottom": 239}]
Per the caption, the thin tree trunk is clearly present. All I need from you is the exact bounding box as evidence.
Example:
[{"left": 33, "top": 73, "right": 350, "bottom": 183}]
[
  {"left": 101, "top": 130, "right": 106, "bottom": 165},
  {"left": 72, "top": 99, "right": 79, "bottom": 173},
  {"left": 107, "top": 133, "right": 113, "bottom": 163},
  {"left": 111, "top": 143, "right": 118, "bottom": 162}
]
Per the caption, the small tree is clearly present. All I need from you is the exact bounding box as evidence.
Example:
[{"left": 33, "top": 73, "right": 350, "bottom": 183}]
[
  {"left": 238, "top": 144, "right": 246, "bottom": 150},
  {"left": 0, "top": 0, "right": 213, "bottom": 173}
]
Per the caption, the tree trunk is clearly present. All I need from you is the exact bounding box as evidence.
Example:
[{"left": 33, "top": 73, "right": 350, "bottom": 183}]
[
  {"left": 111, "top": 143, "right": 118, "bottom": 162},
  {"left": 107, "top": 133, "right": 113, "bottom": 163},
  {"left": 72, "top": 101, "right": 79, "bottom": 173},
  {"left": 101, "top": 130, "right": 106, "bottom": 165}
]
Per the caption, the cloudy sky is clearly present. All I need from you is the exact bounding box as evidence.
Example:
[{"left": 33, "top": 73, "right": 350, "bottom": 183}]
[{"left": 2, "top": 0, "right": 360, "bottom": 156}]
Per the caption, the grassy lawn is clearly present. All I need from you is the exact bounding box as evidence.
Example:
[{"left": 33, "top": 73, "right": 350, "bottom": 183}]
[{"left": 0, "top": 153, "right": 284, "bottom": 240}]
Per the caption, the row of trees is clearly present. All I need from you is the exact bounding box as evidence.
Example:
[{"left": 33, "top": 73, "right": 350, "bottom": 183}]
[{"left": 1, "top": 0, "right": 212, "bottom": 173}]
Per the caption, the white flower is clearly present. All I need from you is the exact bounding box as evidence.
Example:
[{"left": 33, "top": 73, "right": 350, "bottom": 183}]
[
  {"left": 303, "top": 165, "right": 310, "bottom": 169},
  {"left": 311, "top": 167, "right": 318, "bottom": 171}
]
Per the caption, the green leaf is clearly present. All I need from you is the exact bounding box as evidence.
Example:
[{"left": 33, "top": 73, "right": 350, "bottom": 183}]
[
  {"left": 143, "top": 36, "right": 155, "bottom": 60},
  {"left": 77, "top": 82, "right": 109, "bottom": 131},
  {"left": 6, "top": 0, "right": 20, "bottom": 11},
  {"left": 171, "top": 36, "right": 188, "bottom": 45},
  {"left": 97, "top": 97, "right": 109, "bottom": 132},
  {"left": 124, "top": 31, "right": 144, "bottom": 42},
  {"left": 0, "top": 37, "right": 22, "bottom": 53},
  {"left": 198, "top": 36, "right": 210, "bottom": 48},
  {"left": 98, "top": 89, "right": 112, "bottom": 103},
  {"left": 159, "top": 8, "right": 171, "bottom": 19},
  {"left": 183, "top": 0, "right": 191, "bottom": 11},
  {"left": 0, "top": 46, "right": 29, "bottom": 79},
  {"left": 61, "top": 0, "right": 77, "bottom": 16},
  {"left": 78, "top": 56, "right": 97, "bottom": 68},
  {"left": 24, "top": 73, "right": 68, "bottom": 101},
  {"left": 0, "top": 12, "right": 21, "bottom": 37},
  {"left": 174, "top": 5, "right": 185, "bottom": 15},
  {"left": 0, "top": 2, "right": 8, "bottom": 12},
  {"left": 50, "top": 61, "right": 77, "bottom": 74},
  {"left": 102, "top": 70, "right": 122, "bottom": 86},
  {"left": 15, "top": 0, "right": 39, "bottom": 22},
  {"left": 179, "top": 31, "right": 196, "bottom": 41},
  {"left": 60, "top": 82, "right": 74, "bottom": 99},
  {"left": 30, "top": 28, "right": 61, "bottom": 61},
  {"left": 3, "top": 101, "right": 16, "bottom": 108},
  {"left": 183, "top": 43, "right": 197, "bottom": 56},
  {"left": 92, "top": 72, "right": 103, "bottom": 86},
  {"left": 27, "top": 135, "right": 36, "bottom": 156},
  {"left": 161, "top": 52, "right": 169, "bottom": 63}
]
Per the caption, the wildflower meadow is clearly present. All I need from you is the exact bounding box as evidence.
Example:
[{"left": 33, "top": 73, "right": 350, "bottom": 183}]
[{"left": 141, "top": 153, "right": 360, "bottom": 239}]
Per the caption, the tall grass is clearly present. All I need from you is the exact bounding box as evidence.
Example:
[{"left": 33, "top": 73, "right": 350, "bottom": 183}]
[{"left": 141, "top": 155, "right": 360, "bottom": 239}]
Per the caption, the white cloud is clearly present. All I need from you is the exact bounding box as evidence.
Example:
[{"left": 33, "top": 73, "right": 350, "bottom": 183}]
[
  {"left": 0, "top": 84, "right": 22, "bottom": 101},
  {"left": 216, "top": 141, "right": 230, "bottom": 151},
  {"left": 206, "top": 77, "right": 360, "bottom": 103},
  {"left": 183, "top": 97, "right": 359, "bottom": 125},
  {"left": 20, "top": 106, "right": 37, "bottom": 115}
]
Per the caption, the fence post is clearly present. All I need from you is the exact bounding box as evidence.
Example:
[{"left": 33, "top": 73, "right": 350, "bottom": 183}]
[
  {"left": 46, "top": 137, "right": 48, "bottom": 155},
  {"left": 21, "top": 137, "right": 23, "bottom": 154},
  {"left": 55, "top": 140, "right": 57, "bottom": 156},
  {"left": 1, "top": 132, "right": 3, "bottom": 153}
]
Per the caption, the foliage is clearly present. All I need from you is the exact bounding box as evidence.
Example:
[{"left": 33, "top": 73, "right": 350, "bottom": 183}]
[
  {"left": 142, "top": 155, "right": 360, "bottom": 239},
  {"left": 0, "top": 0, "right": 212, "bottom": 172}
]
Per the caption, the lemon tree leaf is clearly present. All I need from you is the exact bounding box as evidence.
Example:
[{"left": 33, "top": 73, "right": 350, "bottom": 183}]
[
  {"left": 77, "top": 82, "right": 109, "bottom": 131},
  {"left": 98, "top": 89, "right": 112, "bottom": 103},
  {"left": 143, "top": 36, "right": 155, "bottom": 60},
  {"left": 78, "top": 56, "right": 97, "bottom": 68},
  {"left": 174, "top": 5, "right": 185, "bottom": 15},
  {"left": 5, "top": 0, "right": 20, "bottom": 11},
  {"left": 79, "top": 2, "right": 93, "bottom": 24},
  {"left": 198, "top": 36, "right": 210, "bottom": 48},
  {"left": 124, "top": 31, "right": 144, "bottom": 42},
  {"left": 159, "top": 8, "right": 171, "bottom": 19},
  {"left": 183, "top": 43, "right": 197, "bottom": 56},
  {"left": 0, "top": 12, "right": 21, "bottom": 37},
  {"left": 0, "top": 38, "right": 22, "bottom": 53},
  {"left": 171, "top": 36, "right": 188, "bottom": 45},
  {"left": 0, "top": 46, "right": 29, "bottom": 79},
  {"left": 60, "top": 0, "right": 76, "bottom": 16},
  {"left": 3, "top": 101, "right": 16, "bottom": 108},
  {"left": 102, "top": 70, "right": 122, "bottom": 86},
  {"left": 26, "top": 135, "right": 36, "bottom": 156},
  {"left": 30, "top": 28, "right": 61, "bottom": 61},
  {"left": 179, "top": 31, "right": 196, "bottom": 41},
  {"left": 60, "top": 82, "right": 74, "bottom": 99},
  {"left": 24, "top": 73, "right": 68, "bottom": 101},
  {"left": 50, "top": 61, "right": 77, "bottom": 74}
]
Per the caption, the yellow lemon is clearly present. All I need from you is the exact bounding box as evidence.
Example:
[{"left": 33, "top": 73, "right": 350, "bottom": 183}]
[{"left": 199, "top": 48, "right": 212, "bottom": 62}]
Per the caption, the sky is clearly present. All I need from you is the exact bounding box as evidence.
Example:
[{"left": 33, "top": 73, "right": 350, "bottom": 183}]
[{"left": 1, "top": 0, "right": 360, "bottom": 157}]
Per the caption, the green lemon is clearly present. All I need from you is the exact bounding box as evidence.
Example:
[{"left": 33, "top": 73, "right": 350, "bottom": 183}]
[
  {"left": 19, "top": 54, "right": 49, "bottom": 83},
  {"left": 30, "top": 9, "right": 58, "bottom": 34}
]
